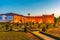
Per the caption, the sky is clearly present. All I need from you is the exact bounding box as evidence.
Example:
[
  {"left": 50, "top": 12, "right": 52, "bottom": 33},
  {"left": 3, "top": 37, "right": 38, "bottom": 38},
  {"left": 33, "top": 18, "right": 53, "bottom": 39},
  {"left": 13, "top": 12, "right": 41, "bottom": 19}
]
[{"left": 0, "top": 0, "right": 60, "bottom": 17}]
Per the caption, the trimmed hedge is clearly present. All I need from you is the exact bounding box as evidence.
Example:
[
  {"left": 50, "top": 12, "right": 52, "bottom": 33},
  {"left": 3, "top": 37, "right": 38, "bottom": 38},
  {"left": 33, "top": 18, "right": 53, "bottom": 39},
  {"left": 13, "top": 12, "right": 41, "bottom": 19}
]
[
  {"left": 29, "top": 31, "right": 44, "bottom": 40},
  {"left": 40, "top": 31, "right": 60, "bottom": 40}
]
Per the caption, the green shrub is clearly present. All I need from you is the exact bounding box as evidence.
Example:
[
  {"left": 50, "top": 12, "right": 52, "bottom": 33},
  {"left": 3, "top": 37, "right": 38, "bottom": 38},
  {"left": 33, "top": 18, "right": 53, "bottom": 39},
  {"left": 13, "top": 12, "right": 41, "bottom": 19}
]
[{"left": 42, "top": 27, "right": 46, "bottom": 32}]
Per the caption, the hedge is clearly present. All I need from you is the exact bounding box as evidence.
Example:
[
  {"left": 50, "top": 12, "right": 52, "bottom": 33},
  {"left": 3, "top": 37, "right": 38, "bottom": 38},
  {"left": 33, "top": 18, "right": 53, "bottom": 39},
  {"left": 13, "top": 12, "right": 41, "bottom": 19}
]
[{"left": 40, "top": 31, "right": 60, "bottom": 40}]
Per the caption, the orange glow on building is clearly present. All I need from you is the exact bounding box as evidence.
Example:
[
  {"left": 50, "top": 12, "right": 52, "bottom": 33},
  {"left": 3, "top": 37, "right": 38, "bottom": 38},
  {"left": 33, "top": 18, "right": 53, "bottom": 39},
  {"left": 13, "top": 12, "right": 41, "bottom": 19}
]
[
  {"left": 0, "top": 13, "right": 54, "bottom": 24},
  {"left": 13, "top": 13, "right": 54, "bottom": 24},
  {"left": 43, "top": 14, "right": 54, "bottom": 24},
  {"left": 26, "top": 16, "right": 43, "bottom": 23}
]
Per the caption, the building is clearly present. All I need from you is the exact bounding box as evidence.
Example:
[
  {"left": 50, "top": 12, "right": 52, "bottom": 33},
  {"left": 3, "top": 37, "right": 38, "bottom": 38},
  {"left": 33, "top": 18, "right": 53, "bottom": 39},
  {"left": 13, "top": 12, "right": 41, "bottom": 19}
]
[
  {"left": 0, "top": 13, "right": 54, "bottom": 24},
  {"left": 43, "top": 14, "right": 54, "bottom": 24},
  {"left": 25, "top": 16, "right": 43, "bottom": 23},
  {"left": 0, "top": 13, "right": 14, "bottom": 22}
]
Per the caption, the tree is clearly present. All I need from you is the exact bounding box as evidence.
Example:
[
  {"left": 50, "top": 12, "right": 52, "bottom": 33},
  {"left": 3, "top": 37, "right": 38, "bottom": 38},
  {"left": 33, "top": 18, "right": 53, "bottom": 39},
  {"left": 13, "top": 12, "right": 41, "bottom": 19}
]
[
  {"left": 54, "top": 17, "right": 57, "bottom": 23},
  {"left": 5, "top": 24, "right": 9, "bottom": 31},
  {"left": 56, "top": 16, "right": 60, "bottom": 23},
  {"left": 9, "top": 24, "right": 13, "bottom": 31},
  {"left": 27, "top": 13, "right": 30, "bottom": 16},
  {"left": 27, "top": 13, "right": 31, "bottom": 30},
  {"left": 56, "top": 16, "right": 60, "bottom": 27}
]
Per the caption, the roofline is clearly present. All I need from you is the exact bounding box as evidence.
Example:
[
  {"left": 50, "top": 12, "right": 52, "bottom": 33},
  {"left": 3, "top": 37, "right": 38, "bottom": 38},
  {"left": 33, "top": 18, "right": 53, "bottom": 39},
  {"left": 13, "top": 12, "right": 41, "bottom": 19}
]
[
  {"left": 0, "top": 13, "right": 24, "bottom": 16},
  {"left": 0, "top": 13, "right": 54, "bottom": 17}
]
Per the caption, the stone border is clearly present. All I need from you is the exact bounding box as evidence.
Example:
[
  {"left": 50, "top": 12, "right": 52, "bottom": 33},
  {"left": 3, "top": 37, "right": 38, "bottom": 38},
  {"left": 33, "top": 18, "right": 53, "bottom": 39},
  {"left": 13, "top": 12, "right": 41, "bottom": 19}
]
[{"left": 40, "top": 31, "right": 60, "bottom": 40}]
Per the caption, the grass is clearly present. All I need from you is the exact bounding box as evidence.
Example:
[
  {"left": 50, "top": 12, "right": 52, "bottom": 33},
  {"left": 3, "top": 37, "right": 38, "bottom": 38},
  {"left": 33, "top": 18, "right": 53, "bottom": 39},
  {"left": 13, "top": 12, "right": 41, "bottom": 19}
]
[
  {"left": 0, "top": 32, "right": 30, "bottom": 40},
  {"left": 46, "top": 28, "right": 60, "bottom": 37}
]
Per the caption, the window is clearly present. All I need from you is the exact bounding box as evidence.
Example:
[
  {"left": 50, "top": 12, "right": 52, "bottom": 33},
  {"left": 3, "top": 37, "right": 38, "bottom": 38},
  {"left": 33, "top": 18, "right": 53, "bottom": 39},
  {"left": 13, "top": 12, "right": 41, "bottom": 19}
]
[
  {"left": 9, "top": 17, "right": 11, "bottom": 19},
  {"left": 7, "top": 16, "right": 13, "bottom": 20},
  {"left": 0, "top": 17, "right": 2, "bottom": 20},
  {"left": 5, "top": 17, "right": 7, "bottom": 19},
  {"left": 0, "top": 16, "right": 2, "bottom": 20}
]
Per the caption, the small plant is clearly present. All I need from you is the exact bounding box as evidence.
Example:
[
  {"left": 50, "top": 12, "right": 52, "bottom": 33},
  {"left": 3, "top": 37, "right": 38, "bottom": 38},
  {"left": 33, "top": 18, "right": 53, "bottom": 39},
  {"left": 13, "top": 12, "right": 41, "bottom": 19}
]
[{"left": 42, "top": 27, "right": 46, "bottom": 32}]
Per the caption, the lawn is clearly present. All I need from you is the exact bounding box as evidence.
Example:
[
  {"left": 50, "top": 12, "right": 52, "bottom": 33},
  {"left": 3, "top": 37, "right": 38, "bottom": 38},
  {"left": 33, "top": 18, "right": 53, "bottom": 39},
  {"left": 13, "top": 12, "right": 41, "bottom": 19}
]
[{"left": 0, "top": 32, "right": 30, "bottom": 40}]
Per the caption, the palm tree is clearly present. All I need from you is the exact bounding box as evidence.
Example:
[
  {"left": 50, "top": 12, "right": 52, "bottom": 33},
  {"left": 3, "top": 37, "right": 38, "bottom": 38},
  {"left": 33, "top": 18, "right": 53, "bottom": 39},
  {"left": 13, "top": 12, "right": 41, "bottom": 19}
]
[
  {"left": 28, "top": 13, "right": 30, "bottom": 16},
  {"left": 27, "top": 13, "right": 30, "bottom": 24},
  {"left": 27, "top": 13, "right": 31, "bottom": 26}
]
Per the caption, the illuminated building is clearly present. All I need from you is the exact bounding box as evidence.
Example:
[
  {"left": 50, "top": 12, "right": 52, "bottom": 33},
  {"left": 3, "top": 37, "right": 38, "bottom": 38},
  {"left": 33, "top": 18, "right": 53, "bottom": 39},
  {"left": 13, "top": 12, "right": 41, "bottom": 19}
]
[
  {"left": 0, "top": 13, "right": 54, "bottom": 24},
  {"left": 43, "top": 14, "right": 54, "bottom": 24}
]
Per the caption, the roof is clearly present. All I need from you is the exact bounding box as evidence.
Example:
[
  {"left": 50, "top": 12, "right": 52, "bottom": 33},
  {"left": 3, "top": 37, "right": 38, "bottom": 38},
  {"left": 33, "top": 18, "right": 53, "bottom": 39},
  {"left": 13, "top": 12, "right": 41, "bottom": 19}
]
[
  {"left": 25, "top": 16, "right": 42, "bottom": 18},
  {"left": 0, "top": 13, "right": 24, "bottom": 16}
]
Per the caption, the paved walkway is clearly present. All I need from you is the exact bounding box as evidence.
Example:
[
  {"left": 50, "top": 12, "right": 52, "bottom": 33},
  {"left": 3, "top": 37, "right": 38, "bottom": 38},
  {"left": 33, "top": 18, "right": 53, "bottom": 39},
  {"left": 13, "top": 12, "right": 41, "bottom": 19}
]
[
  {"left": 25, "top": 32, "right": 40, "bottom": 40},
  {"left": 32, "top": 31, "right": 56, "bottom": 40}
]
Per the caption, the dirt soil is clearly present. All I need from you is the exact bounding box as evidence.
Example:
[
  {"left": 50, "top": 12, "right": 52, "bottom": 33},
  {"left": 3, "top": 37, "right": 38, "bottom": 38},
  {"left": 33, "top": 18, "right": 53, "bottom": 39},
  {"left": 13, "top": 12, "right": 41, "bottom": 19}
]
[{"left": 46, "top": 28, "right": 60, "bottom": 37}]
